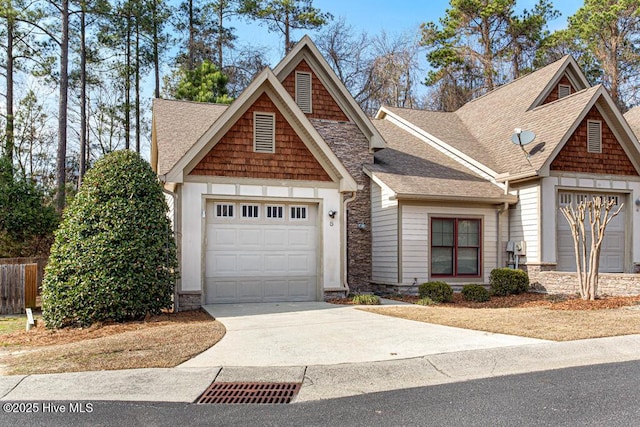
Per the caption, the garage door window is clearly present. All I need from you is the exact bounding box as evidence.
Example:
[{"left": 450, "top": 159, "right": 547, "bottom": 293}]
[
  {"left": 241, "top": 204, "right": 260, "bottom": 219},
  {"left": 431, "top": 218, "right": 481, "bottom": 277},
  {"left": 266, "top": 205, "right": 284, "bottom": 219},
  {"left": 290, "top": 206, "right": 308, "bottom": 220},
  {"left": 215, "top": 203, "right": 235, "bottom": 218}
]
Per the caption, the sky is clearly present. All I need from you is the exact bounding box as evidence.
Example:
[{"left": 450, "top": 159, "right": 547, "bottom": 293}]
[{"left": 228, "top": 0, "right": 587, "bottom": 67}]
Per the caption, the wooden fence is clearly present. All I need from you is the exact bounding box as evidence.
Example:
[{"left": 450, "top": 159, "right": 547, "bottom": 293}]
[
  {"left": 0, "top": 258, "right": 45, "bottom": 315},
  {"left": 0, "top": 264, "right": 37, "bottom": 314}
]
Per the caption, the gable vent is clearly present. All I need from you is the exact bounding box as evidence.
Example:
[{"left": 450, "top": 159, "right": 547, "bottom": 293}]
[
  {"left": 558, "top": 84, "right": 571, "bottom": 99},
  {"left": 254, "top": 112, "right": 275, "bottom": 153},
  {"left": 587, "top": 120, "right": 602, "bottom": 153},
  {"left": 295, "top": 71, "right": 312, "bottom": 113}
]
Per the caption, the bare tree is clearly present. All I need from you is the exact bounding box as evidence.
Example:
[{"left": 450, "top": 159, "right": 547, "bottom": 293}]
[{"left": 560, "top": 196, "right": 623, "bottom": 300}]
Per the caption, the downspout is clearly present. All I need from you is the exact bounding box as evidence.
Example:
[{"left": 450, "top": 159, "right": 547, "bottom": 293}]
[{"left": 342, "top": 191, "right": 357, "bottom": 296}]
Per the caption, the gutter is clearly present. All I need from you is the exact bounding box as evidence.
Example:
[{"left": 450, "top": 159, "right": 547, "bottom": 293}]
[{"left": 391, "top": 193, "right": 518, "bottom": 204}]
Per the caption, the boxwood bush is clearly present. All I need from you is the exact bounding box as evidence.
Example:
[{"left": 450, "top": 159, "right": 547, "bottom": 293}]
[
  {"left": 461, "top": 284, "right": 490, "bottom": 302},
  {"left": 42, "top": 150, "right": 178, "bottom": 328},
  {"left": 489, "top": 268, "right": 529, "bottom": 296},
  {"left": 418, "top": 281, "right": 453, "bottom": 303}
]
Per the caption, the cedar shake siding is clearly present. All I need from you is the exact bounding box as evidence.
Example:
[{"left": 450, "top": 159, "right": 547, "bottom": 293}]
[
  {"left": 312, "top": 119, "right": 373, "bottom": 291},
  {"left": 190, "top": 92, "right": 332, "bottom": 181},
  {"left": 542, "top": 75, "right": 575, "bottom": 105},
  {"left": 550, "top": 107, "right": 639, "bottom": 176},
  {"left": 282, "top": 60, "right": 350, "bottom": 122}
]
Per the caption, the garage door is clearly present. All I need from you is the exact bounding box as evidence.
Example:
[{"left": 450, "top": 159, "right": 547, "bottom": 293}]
[
  {"left": 204, "top": 201, "right": 318, "bottom": 303},
  {"left": 557, "top": 191, "right": 625, "bottom": 272}
]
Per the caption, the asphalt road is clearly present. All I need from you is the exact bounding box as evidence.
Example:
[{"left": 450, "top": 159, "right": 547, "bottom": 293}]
[{"left": 3, "top": 360, "right": 639, "bottom": 427}]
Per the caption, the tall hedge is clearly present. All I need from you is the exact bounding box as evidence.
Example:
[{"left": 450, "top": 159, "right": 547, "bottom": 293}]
[{"left": 42, "top": 150, "right": 178, "bottom": 328}]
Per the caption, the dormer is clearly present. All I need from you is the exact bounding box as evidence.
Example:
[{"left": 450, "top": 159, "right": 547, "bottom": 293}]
[{"left": 530, "top": 56, "right": 591, "bottom": 110}]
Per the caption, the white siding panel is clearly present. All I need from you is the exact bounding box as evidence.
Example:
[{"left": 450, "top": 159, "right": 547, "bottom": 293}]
[
  {"left": 181, "top": 182, "right": 207, "bottom": 291},
  {"left": 371, "top": 182, "right": 398, "bottom": 283},
  {"left": 401, "top": 205, "right": 499, "bottom": 284},
  {"left": 509, "top": 184, "right": 540, "bottom": 263}
]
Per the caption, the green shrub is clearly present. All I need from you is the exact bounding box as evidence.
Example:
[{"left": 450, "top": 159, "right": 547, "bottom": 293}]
[
  {"left": 351, "top": 294, "right": 381, "bottom": 305},
  {"left": 489, "top": 268, "right": 529, "bottom": 296},
  {"left": 42, "top": 150, "right": 179, "bottom": 328},
  {"left": 418, "top": 281, "right": 453, "bottom": 303},
  {"left": 416, "top": 297, "right": 436, "bottom": 306},
  {"left": 461, "top": 284, "right": 490, "bottom": 302}
]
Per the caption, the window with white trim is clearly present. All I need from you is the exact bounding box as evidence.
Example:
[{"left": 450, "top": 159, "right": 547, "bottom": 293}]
[
  {"left": 254, "top": 112, "right": 275, "bottom": 153},
  {"left": 558, "top": 84, "right": 571, "bottom": 99},
  {"left": 290, "top": 206, "right": 308, "bottom": 220},
  {"left": 295, "top": 71, "right": 312, "bottom": 113},
  {"left": 215, "top": 203, "right": 235, "bottom": 218},
  {"left": 431, "top": 218, "right": 481, "bottom": 277},
  {"left": 587, "top": 120, "right": 602, "bottom": 153},
  {"left": 266, "top": 205, "right": 284, "bottom": 219},
  {"left": 241, "top": 204, "right": 259, "bottom": 219}
]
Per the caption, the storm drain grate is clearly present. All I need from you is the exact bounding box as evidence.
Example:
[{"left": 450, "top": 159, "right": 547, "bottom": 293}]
[{"left": 196, "top": 382, "right": 302, "bottom": 404}]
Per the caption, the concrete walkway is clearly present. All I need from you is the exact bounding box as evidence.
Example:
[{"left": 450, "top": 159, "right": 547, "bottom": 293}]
[
  {"left": 181, "top": 301, "right": 546, "bottom": 367},
  {"left": 0, "top": 301, "right": 639, "bottom": 403}
]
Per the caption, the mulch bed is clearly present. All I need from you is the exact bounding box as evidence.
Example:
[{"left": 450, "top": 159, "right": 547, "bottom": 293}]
[{"left": 330, "top": 293, "right": 640, "bottom": 311}]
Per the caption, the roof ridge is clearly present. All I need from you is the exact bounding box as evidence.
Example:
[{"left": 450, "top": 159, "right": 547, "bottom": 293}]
[
  {"left": 154, "top": 98, "right": 231, "bottom": 108},
  {"left": 458, "top": 56, "right": 570, "bottom": 110}
]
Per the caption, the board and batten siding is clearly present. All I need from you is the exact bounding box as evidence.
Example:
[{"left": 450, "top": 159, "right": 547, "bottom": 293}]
[
  {"left": 371, "top": 181, "right": 398, "bottom": 283},
  {"left": 509, "top": 184, "right": 540, "bottom": 263},
  {"left": 400, "top": 204, "right": 500, "bottom": 284}
]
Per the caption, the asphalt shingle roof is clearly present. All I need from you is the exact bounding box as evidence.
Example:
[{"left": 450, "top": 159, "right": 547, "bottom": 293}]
[{"left": 153, "top": 98, "right": 228, "bottom": 175}]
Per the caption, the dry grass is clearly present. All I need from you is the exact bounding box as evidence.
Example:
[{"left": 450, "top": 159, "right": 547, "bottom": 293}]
[
  {"left": 0, "top": 310, "right": 225, "bottom": 375},
  {"left": 360, "top": 301, "right": 640, "bottom": 341}
]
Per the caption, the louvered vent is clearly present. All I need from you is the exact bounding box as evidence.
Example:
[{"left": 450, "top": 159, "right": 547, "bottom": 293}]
[
  {"left": 587, "top": 120, "right": 602, "bottom": 153},
  {"left": 254, "top": 112, "right": 275, "bottom": 153},
  {"left": 558, "top": 84, "right": 571, "bottom": 99},
  {"left": 295, "top": 71, "right": 312, "bottom": 113}
]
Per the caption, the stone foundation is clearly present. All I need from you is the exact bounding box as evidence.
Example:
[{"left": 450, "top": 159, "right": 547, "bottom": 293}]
[
  {"left": 525, "top": 264, "right": 640, "bottom": 296},
  {"left": 177, "top": 291, "right": 202, "bottom": 311},
  {"left": 323, "top": 289, "right": 348, "bottom": 300}
]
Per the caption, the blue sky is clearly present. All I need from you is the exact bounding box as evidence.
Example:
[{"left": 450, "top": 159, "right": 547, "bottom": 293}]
[{"left": 229, "top": 0, "right": 586, "bottom": 66}]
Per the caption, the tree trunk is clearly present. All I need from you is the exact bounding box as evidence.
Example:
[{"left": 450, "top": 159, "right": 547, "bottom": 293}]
[
  {"left": 135, "top": 11, "right": 140, "bottom": 153},
  {"left": 56, "top": 0, "right": 69, "bottom": 212},
  {"left": 153, "top": 0, "right": 160, "bottom": 98},
  {"left": 5, "top": 1, "right": 14, "bottom": 164},
  {"left": 79, "top": 2, "right": 87, "bottom": 186},
  {"left": 188, "top": 0, "right": 194, "bottom": 70},
  {"left": 217, "top": 1, "right": 223, "bottom": 68},
  {"left": 124, "top": 4, "right": 131, "bottom": 150}
]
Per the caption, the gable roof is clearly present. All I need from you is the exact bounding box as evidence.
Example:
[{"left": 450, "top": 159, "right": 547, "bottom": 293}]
[
  {"left": 378, "top": 56, "right": 640, "bottom": 182},
  {"left": 368, "top": 119, "right": 515, "bottom": 203},
  {"left": 152, "top": 99, "right": 228, "bottom": 176},
  {"left": 162, "top": 67, "right": 358, "bottom": 192},
  {"left": 273, "top": 35, "right": 386, "bottom": 151},
  {"left": 624, "top": 106, "right": 640, "bottom": 139}
]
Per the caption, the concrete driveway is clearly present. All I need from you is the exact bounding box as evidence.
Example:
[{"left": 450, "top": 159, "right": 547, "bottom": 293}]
[{"left": 180, "top": 301, "right": 547, "bottom": 367}]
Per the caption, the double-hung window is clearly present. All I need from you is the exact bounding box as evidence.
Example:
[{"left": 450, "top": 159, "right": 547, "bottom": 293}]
[{"left": 431, "top": 218, "right": 481, "bottom": 277}]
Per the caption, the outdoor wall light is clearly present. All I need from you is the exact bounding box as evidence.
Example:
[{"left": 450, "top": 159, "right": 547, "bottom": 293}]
[
  {"left": 357, "top": 223, "right": 367, "bottom": 230},
  {"left": 328, "top": 210, "right": 337, "bottom": 219},
  {"left": 635, "top": 198, "right": 640, "bottom": 207}
]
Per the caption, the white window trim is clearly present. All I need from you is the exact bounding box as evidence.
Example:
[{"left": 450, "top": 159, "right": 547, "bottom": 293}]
[
  {"left": 266, "top": 204, "right": 285, "bottom": 220},
  {"left": 215, "top": 202, "right": 235, "bottom": 218},
  {"left": 240, "top": 204, "right": 260, "bottom": 219},
  {"left": 558, "top": 84, "right": 571, "bottom": 99},
  {"left": 587, "top": 119, "right": 602, "bottom": 154},
  {"left": 253, "top": 112, "right": 276, "bottom": 153},
  {"left": 295, "top": 71, "right": 313, "bottom": 114},
  {"left": 289, "top": 205, "right": 308, "bottom": 221}
]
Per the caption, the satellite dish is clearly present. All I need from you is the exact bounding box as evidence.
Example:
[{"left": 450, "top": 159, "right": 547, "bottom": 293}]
[{"left": 511, "top": 129, "right": 536, "bottom": 146}]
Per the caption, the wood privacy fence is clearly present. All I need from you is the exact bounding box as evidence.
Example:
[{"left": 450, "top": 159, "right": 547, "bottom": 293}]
[{"left": 0, "top": 258, "right": 46, "bottom": 315}]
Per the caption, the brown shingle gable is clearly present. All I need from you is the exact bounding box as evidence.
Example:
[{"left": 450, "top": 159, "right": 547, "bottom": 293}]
[
  {"left": 551, "top": 106, "right": 639, "bottom": 176},
  {"left": 281, "top": 59, "right": 349, "bottom": 122},
  {"left": 189, "top": 92, "right": 332, "bottom": 181}
]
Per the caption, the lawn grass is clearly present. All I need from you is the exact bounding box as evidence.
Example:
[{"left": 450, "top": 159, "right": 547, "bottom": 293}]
[
  {"left": 0, "top": 316, "right": 29, "bottom": 336},
  {"left": 0, "top": 310, "right": 225, "bottom": 375}
]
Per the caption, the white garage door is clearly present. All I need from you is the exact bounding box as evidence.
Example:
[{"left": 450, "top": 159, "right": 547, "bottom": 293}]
[
  {"left": 557, "top": 192, "right": 625, "bottom": 272},
  {"left": 204, "top": 201, "right": 318, "bottom": 303}
]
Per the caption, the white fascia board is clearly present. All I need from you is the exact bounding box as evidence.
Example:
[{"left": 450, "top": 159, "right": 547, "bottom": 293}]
[
  {"left": 363, "top": 167, "right": 398, "bottom": 198},
  {"left": 380, "top": 107, "right": 503, "bottom": 187}
]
